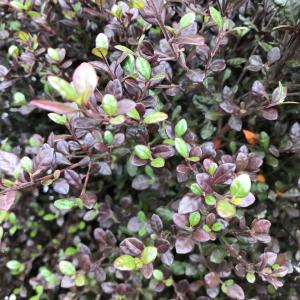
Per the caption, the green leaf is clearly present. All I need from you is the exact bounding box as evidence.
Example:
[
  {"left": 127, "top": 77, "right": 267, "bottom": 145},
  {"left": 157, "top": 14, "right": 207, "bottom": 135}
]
[
  {"left": 210, "top": 248, "right": 226, "bottom": 264},
  {"left": 48, "top": 76, "right": 78, "bottom": 100},
  {"left": 104, "top": 130, "right": 114, "bottom": 145},
  {"left": 156, "top": 207, "right": 173, "bottom": 222},
  {"left": 134, "top": 145, "right": 151, "bottom": 160},
  {"left": 0, "top": 226, "right": 3, "bottom": 241},
  {"left": 74, "top": 274, "right": 86, "bottom": 287},
  {"left": 21, "top": 156, "right": 32, "bottom": 173},
  {"left": 109, "top": 115, "right": 125, "bottom": 125},
  {"left": 189, "top": 211, "right": 201, "bottom": 227},
  {"left": 6, "top": 260, "right": 22, "bottom": 270},
  {"left": 153, "top": 269, "right": 164, "bottom": 281},
  {"left": 11, "top": 0, "right": 31, "bottom": 10},
  {"left": 143, "top": 112, "right": 168, "bottom": 124},
  {"left": 201, "top": 121, "right": 215, "bottom": 139},
  {"left": 54, "top": 199, "right": 74, "bottom": 210},
  {"left": 209, "top": 6, "right": 223, "bottom": 29},
  {"left": 123, "top": 55, "right": 136, "bottom": 74},
  {"left": 129, "top": 0, "right": 145, "bottom": 8},
  {"left": 114, "top": 255, "right": 136, "bottom": 271},
  {"left": 190, "top": 183, "right": 202, "bottom": 195},
  {"left": 179, "top": 12, "right": 196, "bottom": 29},
  {"left": 8, "top": 45, "right": 19, "bottom": 57},
  {"left": 175, "top": 119, "right": 187, "bottom": 137},
  {"left": 136, "top": 57, "right": 151, "bottom": 80},
  {"left": 207, "top": 162, "right": 218, "bottom": 175},
  {"left": 227, "top": 57, "right": 247, "bottom": 67},
  {"left": 246, "top": 272, "right": 256, "bottom": 283},
  {"left": 59, "top": 260, "right": 76, "bottom": 276},
  {"left": 259, "top": 131, "right": 270, "bottom": 150},
  {"left": 230, "top": 174, "right": 251, "bottom": 198},
  {"left": 266, "top": 155, "right": 279, "bottom": 168},
  {"left": 127, "top": 107, "right": 140, "bottom": 120},
  {"left": 211, "top": 222, "right": 223, "bottom": 232},
  {"left": 115, "top": 45, "right": 135, "bottom": 56},
  {"left": 203, "top": 224, "right": 211, "bottom": 232},
  {"left": 175, "top": 137, "right": 189, "bottom": 158},
  {"left": 48, "top": 113, "right": 67, "bottom": 125},
  {"left": 216, "top": 200, "right": 236, "bottom": 218},
  {"left": 230, "top": 26, "right": 251, "bottom": 38},
  {"left": 13, "top": 92, "right": 26, "bottom": 106},
  {"left": 150, "top": 157, "right": 165, "bottom": 168},
  {"left": 102, "top": 94, "right": 118, "bottom": 116},
  {"left": 141, "top": 246, "right": 158, "bottom": 264},
  {"left": 205, "top": 194, "right": 216, "bottom": 205},
  {"left": 47, "top": 48, "right": 60, "bottom": 61},
  {"left": 272, "top": 82, "right": 287, "bottom": 103},
  {"left": 93, "top": 33, "right": 109, "bottom": 58}
]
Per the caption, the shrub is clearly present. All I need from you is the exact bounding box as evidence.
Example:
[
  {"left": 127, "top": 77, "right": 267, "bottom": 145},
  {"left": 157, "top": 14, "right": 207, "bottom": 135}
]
[{"left": 0, "top": 0, "right": 299, "bottom": 299}]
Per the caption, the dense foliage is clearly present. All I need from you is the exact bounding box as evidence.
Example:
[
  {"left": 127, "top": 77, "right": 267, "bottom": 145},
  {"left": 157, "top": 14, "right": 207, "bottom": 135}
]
[{"left": 0, "top": 0, "right": 300, "bottom": 299}]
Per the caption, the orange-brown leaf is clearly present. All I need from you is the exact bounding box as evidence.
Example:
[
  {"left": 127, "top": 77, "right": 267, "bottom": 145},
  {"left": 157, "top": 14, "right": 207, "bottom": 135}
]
[{"left": 243, "top": 130, "right": 257, "bottom": 145}]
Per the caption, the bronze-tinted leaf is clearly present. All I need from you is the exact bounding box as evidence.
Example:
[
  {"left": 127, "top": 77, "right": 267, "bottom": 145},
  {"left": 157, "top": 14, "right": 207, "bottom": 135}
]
[{"left": 30, "top": 100, "right": 76, "bottom": 114}]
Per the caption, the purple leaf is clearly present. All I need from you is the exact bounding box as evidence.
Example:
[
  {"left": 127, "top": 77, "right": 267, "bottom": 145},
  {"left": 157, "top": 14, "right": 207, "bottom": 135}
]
[
  {"left": 204, "top": 272, "right": 220, "bottom": 288},
  {"left": 192, "top": 228, "right": 211, "bottom": 242},
  {"left": 267, "top": 47, "right": 281, "bottom": 65},
  {"left": 236, "top": 192, "right": 255, "bottom": 207},
  {"left": 154, "top": 238, "right": 170, "bottom": 253},
  {"left": 64, "top": 169, "right": 82, "bottom": 186},
  {"left": 132, "top": 175, "right": 149, "bottom": 190},
  {"left": 120, "top": 238, "right": 144, "bottom": 256},
  {"left": 210, "top": 59, "right": 226, "bottom": 72},
  {"left": 140, "top": 263, "right": 153, "bottom": 279},
  {"left": 252, "top": 219, "right": 271, "bottom": 234},
  {"left": 152, "top": 144, "right": 175, "bottom": 159},
  {"left": 0, "top": 191, "right": 16, "bottom": 211},
  {"left": 150, "top": 214, "right": 163, "bottom": 233},
  {"left": 213, "top": 163, "right": 236, "bottom": 184},
  {"left": 178, "top": 195, "right": 198, "bottom": 214},
  {"left": 260, "top": 252, "right": 277, "bottom": 266},
  {"left": 196, "top": 173, "right": 213, "bottom": 193},
  {"left": 32, "top": 148, "right": 54, "bottom": 173},
  {"left": 161, "top": 250, "right": 174, "bottom": 266},
  {"left": 227, "top": 284, "right": 245, "bottom": 300},
  {"left": 173, "top": 213, "right": 188, "bottom": 228},
  {"left": 116, "top": 99, "right": 136, "bottom": 115},
  {"left": 0, "top": 150, "right": 20, "bottom": 177},
  {"left": 53, "top": 178, "right": 69, "bottom": 194},
  {"left": 80, "top": 192, "right": 97, "bottom": 209},
  {"left": 172, "top": 35, "right": 205, "bottom": 47},
  {"left": 261, "top": 108, "right": 278, "bottom": 120},
  {"left": 228, "top": 115, "right": 242, "bottom": 131},
  {"left": 61, "top": 276, "right": 74, "bottom": 288},
  {"left": 175, "top": 234, "right": 194, "bottom": 254}
]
